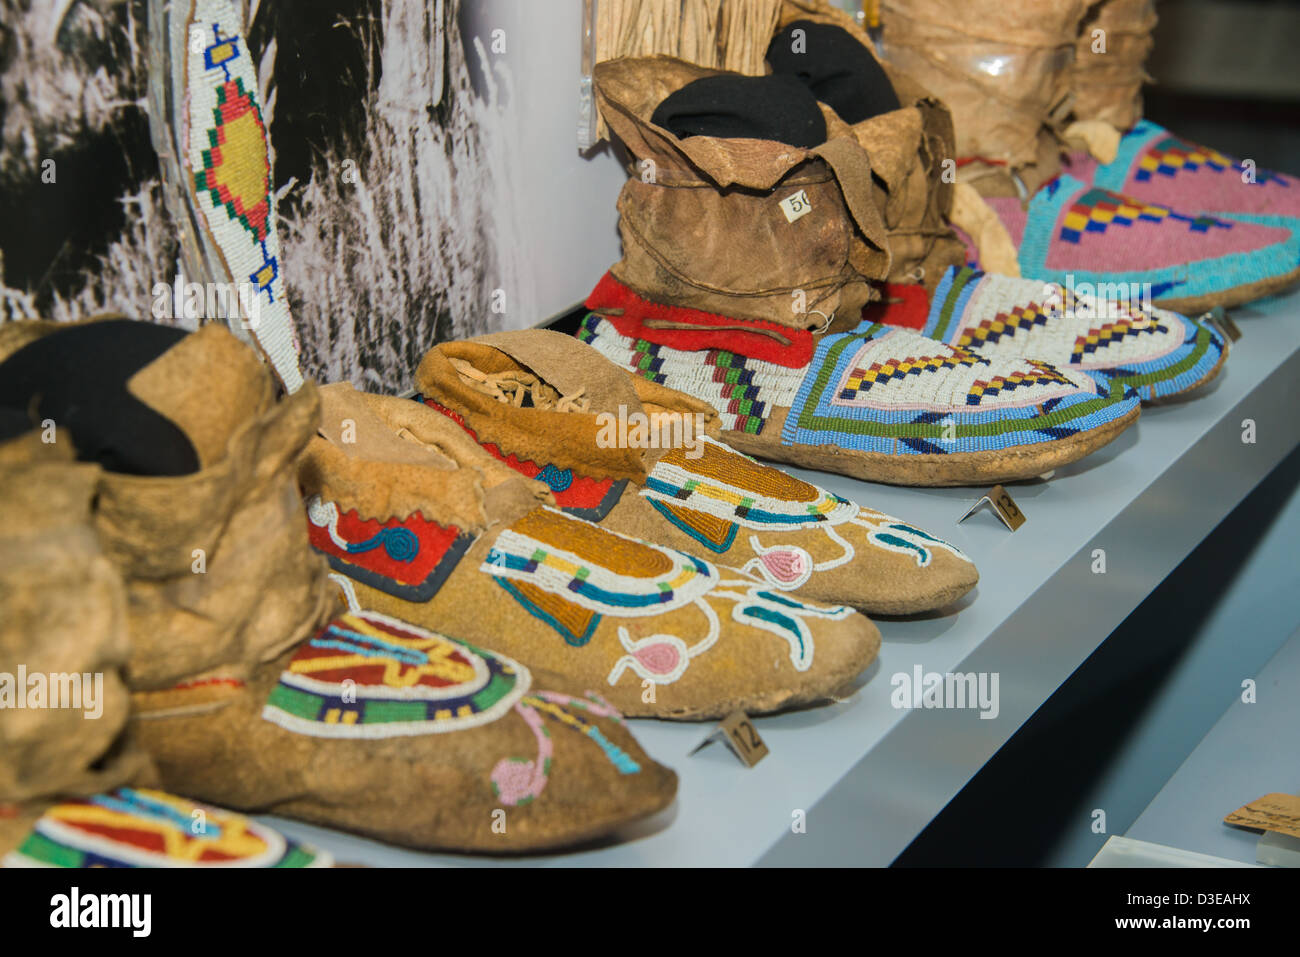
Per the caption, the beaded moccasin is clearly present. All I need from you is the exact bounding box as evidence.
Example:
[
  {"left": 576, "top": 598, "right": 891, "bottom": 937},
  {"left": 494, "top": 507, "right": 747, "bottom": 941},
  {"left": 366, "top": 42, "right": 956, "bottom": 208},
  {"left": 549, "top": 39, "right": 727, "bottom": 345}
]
[
  {"left": 581, "top": 272, "right": 1141, "bottom": 488},
  {"left": 413, "top": 330, "right": 980, "bottom": 615},
  {"left": 868, "top": 266, "right": 1227, "bottom": 402},
  {"left": 973, "top": 174, "right": 1300, "bottom": 315},
  {"left": 296, "top": 384, "right": 882, "bottom": 720}
]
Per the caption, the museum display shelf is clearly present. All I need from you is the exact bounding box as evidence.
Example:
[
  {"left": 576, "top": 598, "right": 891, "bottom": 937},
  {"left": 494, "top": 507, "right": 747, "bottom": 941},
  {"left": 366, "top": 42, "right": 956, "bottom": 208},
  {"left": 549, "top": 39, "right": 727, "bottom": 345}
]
[
  {"left": 258, "top": 287, "right": 1300, "bottom": 867},
  {"left": 1114, "top": 622, "right": 1300, "bottom": 867}
]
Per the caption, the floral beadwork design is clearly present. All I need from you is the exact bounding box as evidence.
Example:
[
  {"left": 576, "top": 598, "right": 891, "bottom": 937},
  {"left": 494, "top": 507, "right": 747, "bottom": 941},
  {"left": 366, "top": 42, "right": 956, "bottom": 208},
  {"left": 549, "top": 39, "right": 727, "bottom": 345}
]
[{"left": 482, "top": 507, "right": 856, "bottom": 685}]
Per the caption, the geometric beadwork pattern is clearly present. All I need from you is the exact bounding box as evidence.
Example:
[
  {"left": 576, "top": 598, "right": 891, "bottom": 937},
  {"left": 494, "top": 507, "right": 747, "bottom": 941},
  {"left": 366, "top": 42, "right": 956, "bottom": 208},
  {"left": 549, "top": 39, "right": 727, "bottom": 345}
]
[
  {"left": 914, "top": 267, "right": 1226, "bottom": 402},
  {"left": 1014, "top": 171, "right": 1300, "bottom": 310},
  {"left": 2, "top": 789, "right": 332, "bottom": 868},
  {"left": 262, "top": 612, "right": 528, "bottom": 739},
  {"left": 825, "top": 330, "right": 1081, "bottom": 413},
  {"left": 577, "top": 314, "right": 805, "bottom": 434},
  {"left": 1136, "top": 133, "right": 1290, "bottom": 189},
  {"left": 957, "top": 298, "right": 1051, "bottom": 350},
  {"left": 194, "top": 77, "right": 272, "bottom": 245},
  {"left": 1094, "top": 121, "right": 1294, "bottom": 212},
  {"left": 1059, "top": 187, "right": 1229, "bottom": 244},
  {"left": 783, "top": 322, "right": 1136, "bottom": 456},
  {"left": 966, "top": 361, "right": 1074, "bottom": 406},
  {"left": 186, "top": 0, "right": 302, "bottom": 392},
  {"left": 1071, "top": 318, "right": 1163, "bottom": 359},
  {"left": 1097, "top": 119, "right": 1300, "bottom": 191},
  {"left": 1136, "top": 137, "right": 1234, "bottom": 181},
  {"left": 837, "top": 349, "right": 987, "bottom": 402}
]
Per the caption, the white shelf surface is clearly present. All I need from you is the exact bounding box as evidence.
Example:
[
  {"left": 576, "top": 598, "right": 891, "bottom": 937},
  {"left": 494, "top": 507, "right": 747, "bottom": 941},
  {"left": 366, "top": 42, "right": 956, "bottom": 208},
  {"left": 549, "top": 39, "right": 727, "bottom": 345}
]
[
  {"left": 1122, "top": 623, "right": 1300, "bottom": 866},
  {"left": 1088, "top": 835, "right": 1259, "bottom": 868},
  {"left": 260, "top": 289, "right": 1300, "bottom": 867}
]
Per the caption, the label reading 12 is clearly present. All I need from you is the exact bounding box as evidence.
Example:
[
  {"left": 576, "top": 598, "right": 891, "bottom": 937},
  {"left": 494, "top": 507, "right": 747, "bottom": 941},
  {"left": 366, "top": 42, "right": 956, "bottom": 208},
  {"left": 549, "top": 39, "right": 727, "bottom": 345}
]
[
  {"left": 690, "top": 709, "right": 769, "bottom": 767},
  {"left": 720, "top": 710, "right": 769, "bottom": 767}
]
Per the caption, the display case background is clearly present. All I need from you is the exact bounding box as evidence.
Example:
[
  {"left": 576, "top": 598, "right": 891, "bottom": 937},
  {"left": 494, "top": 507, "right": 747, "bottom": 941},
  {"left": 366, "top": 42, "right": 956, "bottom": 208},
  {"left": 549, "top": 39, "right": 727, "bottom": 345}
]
[
  {"left": 3, "top": 0, "right": 1296, "bottom": 394},
  {"left": 0, "top": 0, "right": 627, "bottom": 392}
]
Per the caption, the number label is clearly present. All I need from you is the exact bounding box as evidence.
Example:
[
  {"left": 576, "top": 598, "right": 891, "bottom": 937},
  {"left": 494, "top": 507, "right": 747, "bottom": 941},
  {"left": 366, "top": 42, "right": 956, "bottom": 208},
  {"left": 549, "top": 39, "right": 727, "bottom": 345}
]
[
  {"left": 958, "top": 484, "right": 1026, "bottom": 532},
  {"left": 779, "top": 189, "right": 813, "bottom": 224},
  {"left": 1205, "top": 307, "right": 1242, "bottom": 343},
  {"left": 720, "top": 710, "right": 769, "bottom": 767}
]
